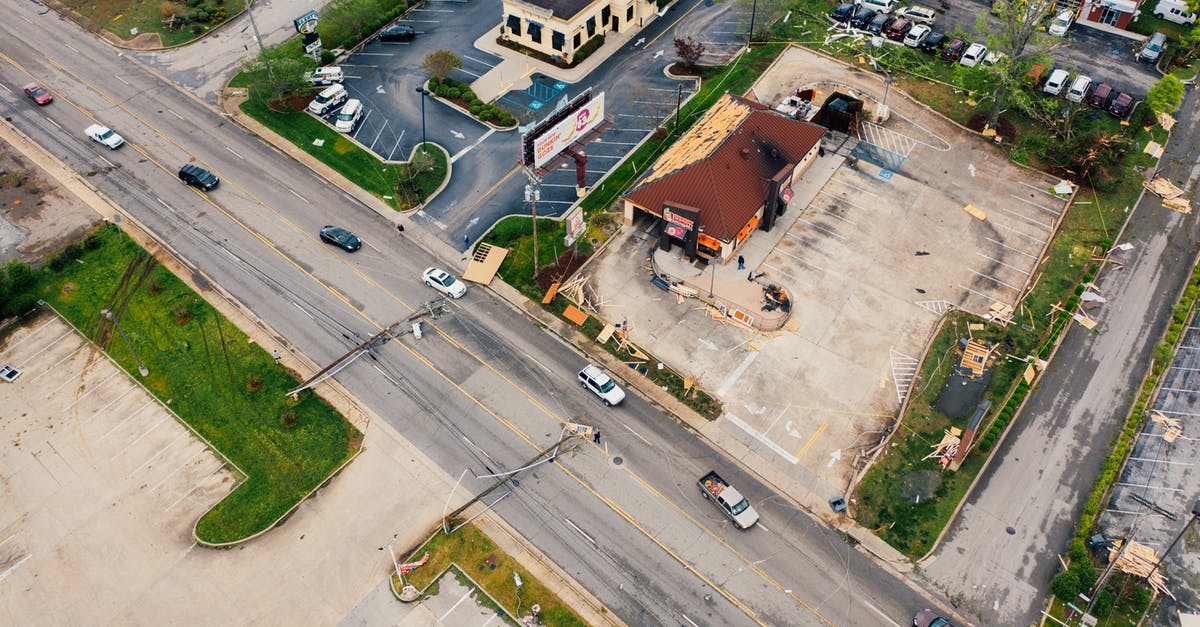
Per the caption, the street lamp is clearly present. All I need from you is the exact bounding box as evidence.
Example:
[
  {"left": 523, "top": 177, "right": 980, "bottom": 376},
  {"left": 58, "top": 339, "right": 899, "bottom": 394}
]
[
  {"left": 748, "top": 0, "right": 758, "bottom": 44},
  {"left": 101, "top": 308, "right": 149, "bottom": 377},
  {"left": 414, "top": 87, "right": 429, "bottom": 154}
]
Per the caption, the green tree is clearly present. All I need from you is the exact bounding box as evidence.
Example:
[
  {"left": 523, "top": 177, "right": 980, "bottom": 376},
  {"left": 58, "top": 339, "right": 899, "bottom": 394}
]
[
  {"left": 1147, "top": 75, "right": 1185, "bottom": 114},
  {"left": 241, "top": 46, "right": 310, "bottom": 106},
  {"left": 422, "top": 50, "right": 462, "bottom": 80},
  {"left": 977, "top": 0, "right": 1060, "bottom": 126},
  {"left": 321, "top": 0, "right": 381, "bottom": 46}
]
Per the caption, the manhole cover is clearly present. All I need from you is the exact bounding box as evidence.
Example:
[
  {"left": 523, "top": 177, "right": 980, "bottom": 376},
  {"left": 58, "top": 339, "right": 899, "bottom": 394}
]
[
  {"left": 1006, "top": 526, "right": 1016, "bottom": 535},
  {"left": 612, "top": 456, "right": 623, "bottom": 466}
]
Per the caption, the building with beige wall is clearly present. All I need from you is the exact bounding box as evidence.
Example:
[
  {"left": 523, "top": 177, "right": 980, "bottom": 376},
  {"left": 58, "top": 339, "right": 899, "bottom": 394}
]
[{"left": 501, "top": 0, "right": 657, "bottom": 64}]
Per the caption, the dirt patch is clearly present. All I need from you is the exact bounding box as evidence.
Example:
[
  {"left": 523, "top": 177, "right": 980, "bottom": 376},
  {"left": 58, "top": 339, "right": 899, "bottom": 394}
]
[
  {"left": 965, "top": 113, "right": 1019, "bottom": 141},
  {"left": 535, "top": 249, "right": 591, "bottom": 292},
  {"left": 0, "top": 141, "right": 101, "bottom": 264}
]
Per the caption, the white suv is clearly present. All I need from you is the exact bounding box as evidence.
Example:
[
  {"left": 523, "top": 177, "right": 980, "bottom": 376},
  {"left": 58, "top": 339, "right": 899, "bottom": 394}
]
[
  {"left": 334, "top": 99, "right": 363, "bottom": 133},
  {"left": 308, "top": 84, "right": 348, "bottom": 116},
  {"left": 578, "top": 364, "right": 625, "bottom": 406}
]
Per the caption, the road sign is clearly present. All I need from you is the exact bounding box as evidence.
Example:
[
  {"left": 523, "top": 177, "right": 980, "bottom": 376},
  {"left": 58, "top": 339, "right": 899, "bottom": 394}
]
[{"left": 564, "top": 206, "right": 585, "bottom": 246}]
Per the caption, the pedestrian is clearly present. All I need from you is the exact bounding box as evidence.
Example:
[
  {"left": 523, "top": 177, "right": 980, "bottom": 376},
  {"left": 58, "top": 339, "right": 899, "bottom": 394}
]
[
  {"left": 396, "top": 223, "right": 405, "bottom": 233},
  {"left": 463, "top": 235, "right": 470, "bottom": 249},
  {"left": 737, "top": 255, "right": 745, "bottom": 270},
  {"left": 273, "top": 349, "right": 282, "bottom": 363},
  {"left": 593, "top": 429, "right": 601, "bottom": 444}
]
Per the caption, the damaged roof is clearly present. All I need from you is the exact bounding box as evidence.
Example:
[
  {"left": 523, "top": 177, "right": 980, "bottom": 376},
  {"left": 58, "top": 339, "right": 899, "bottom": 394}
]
[{"left": 623, "top": 93, "right": 825, "bottom": 242}]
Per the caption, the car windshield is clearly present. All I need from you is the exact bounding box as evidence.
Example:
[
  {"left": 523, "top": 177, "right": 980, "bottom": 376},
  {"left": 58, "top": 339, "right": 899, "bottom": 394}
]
[
  {"left": 98, "top": 129, "right": 114, "bottom": 140},
  {"left": 597, "top": 379, "right": 615, "bottom": 393},
  {"left": 730, "top": 498, "right": 750, "bottom": 515},
  {"left": 316, "top": 92, "right": 334, "bottom": 104},
  {"left": 436, "top": 274, "right": 455, "bottom": 287},
  {"left": 1149, "top": 42, "right": 1162, "bottom": 52},
  {"left": 30, "top": 87, "right": 45, "bottom": 96},
  {"left": 337, "top": 109, "right": 355, "bottom": 121}
]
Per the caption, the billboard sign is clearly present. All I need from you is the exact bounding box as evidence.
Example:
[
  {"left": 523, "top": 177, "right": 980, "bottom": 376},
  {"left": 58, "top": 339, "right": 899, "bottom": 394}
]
[
  {"left": 532, "top": 92, "right": 605, "bottom": 168},
  {"left": 293, "top": 10, "right": 319, "bottom": 34},
  {"left": 564, "top": 206, "right": 585, "bottom": 246}
]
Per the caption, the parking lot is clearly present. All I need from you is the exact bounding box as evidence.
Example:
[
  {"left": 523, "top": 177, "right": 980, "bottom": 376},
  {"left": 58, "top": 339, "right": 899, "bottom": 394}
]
[{"left": 586, "top": 45, "right": 1070, "bottom": 497}]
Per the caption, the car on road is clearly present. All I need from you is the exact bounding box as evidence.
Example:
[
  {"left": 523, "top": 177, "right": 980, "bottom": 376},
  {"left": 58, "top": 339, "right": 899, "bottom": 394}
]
[
  {"left": 1087, "top": 82, "right": 1114, "bottom": 109},
  {"left": 1139, "top": 32, "right": 1166, "bottom": 63},
  {"left": 85, "top": 124, "right": 124, "bottom": 149},
  {"left": 1043, "top": 69, "right": 1070, "bottom": 95},
  {"left": 319, "top": 225, "right": 362, "bottom": 252},
  {"left": 307, "top": 84, "right": 348, "bottom": 116},
  {"left": 178, "top": 164, "right": 219, "bottom": 191},
  {"left": 885, "top": 17, "right": 912, "bottom": 41},
  {"left": 23, "top": 83, "right": 51, "bottom": 105},
  {"left": 1108, "top": 91, "right": 1134, "bottom": 118},
  {"left": 920, "top": 30, "right": 947, "bottom": 54},
  {"left": 894, "top": 5, "right": 937, "bottom": 23},
  {"left": 913, "top": 608, "right": 951, "bottom": 627},
  {"left": 959, "top": 43, "right": 988, "bottom": 67},
  {"left": 830, "top": 2, "right": 856, "bottom": 23},
  {"left": 378, "top": 24, "right": 415, "bottom": 42},
  {"left": 904, "top": 24, "right": 931, "bottom": 47},
  {"left": 334, "top": 99, "right": 363, "bottom": 133},
  {"left": 578, "top": 364, "right": 625, "bottom": 406},
  {"left": 940, "top": 38, "right": 966, "bottom": 61},
  {"left": 422, "top": 267, "right": 467, "bottom": 298}
]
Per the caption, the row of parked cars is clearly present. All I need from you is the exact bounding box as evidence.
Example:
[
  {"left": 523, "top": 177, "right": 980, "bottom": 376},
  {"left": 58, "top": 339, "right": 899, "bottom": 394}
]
[
  {"left": 1033, "top": 66, "right": 1136, "bottom": 117},
  {"left": 829, "top": 2, "right": 994, "bottom": 67}
]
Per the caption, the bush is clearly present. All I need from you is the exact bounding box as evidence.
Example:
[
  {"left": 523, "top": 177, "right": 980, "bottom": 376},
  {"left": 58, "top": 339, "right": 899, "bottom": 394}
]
[
  {"left": 2, "top": 292, "right": 39, "bottom": 317},
  {"left": 1050, "top": 570, "right": 1081, "bottom": 599},
  {"left": 1069, "top": 558, "right": 1098, "bottom": 589},
  {"left": 48, "top": 254, "right": 70, "bottom": 273},
  {"left": 320, "top": 50, "right": 335, "bottom": 65}
]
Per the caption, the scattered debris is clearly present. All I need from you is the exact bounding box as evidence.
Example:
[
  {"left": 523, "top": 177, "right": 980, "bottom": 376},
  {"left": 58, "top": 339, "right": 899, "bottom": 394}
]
[
  {"left": 924, "top": 427, "right": 962, "bottom": 467},
  {"left": 1108, "top": 540, "right": 1175, "bottom": 599},
  {"left": 596, "top": 323, "right": 616, "bottom": 344},
  {"left": 957, "top": 338, "right": 995, "bottom": 378},
  {"left": 985, "top": 302, "right": 1015, "bottom": 327},
  {"left": 962, "top": 204, "right": 987, "bottom": 220},
  {"left": 1150, "top": 411, "right": 1184, "bottom": 444},
  {"left": 1157, "top": 111, "right": 1177, "bottom": 131},
  {"left": 462, "top": 243, "right": 509, "bottom": 285},
  {"left": 1072, "top": 312, "right": 1098, "bottom": 330},
  {"left": 1144, "top": 141, "right": 1165, "bottom": 159},
  {"left": 562, "top": 305, "right": 588, "bottom": 326},
  {"left": 1052, "top": 180, "right": 1075, "bottom": 197},
  {"left": 1144, "top": 176, "right": 1192, "bottom": 214}
]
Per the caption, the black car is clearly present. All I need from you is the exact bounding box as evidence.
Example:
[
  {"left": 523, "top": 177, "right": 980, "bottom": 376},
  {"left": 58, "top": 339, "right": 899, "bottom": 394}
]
[
  {"left": 319, "top": 225, "right": 362, "bottom": 252},
  {"left": 940, "top": 37, "right": 966, "bottom": 62},
  {"left": 378, "top": 24, "right": 415, "bottom": 42},
  {"left": 866, "top": 12, "right": 894, "bottom": 35},
  {"left": 1108, "top": 91, "right": 1134, "bottom": 118},
  {"left": 830, "top": 2, "right": 855, "bottom": 23},
  {"left": 920, "top": 31, "right": 947, "bottom": 54},
  {"left": 178, "top": 164, "right": 219, "bottom": 191},
  {"left": 850, "top": 6, "right": 876, "bottom": 29}
]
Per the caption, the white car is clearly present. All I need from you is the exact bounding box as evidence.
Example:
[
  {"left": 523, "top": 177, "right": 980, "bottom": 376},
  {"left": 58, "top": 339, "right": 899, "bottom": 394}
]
[
  {"left": 578, "top": 364, "right": 626, "bottom": 406},
  {"left": 85, "top": 124, "right": 124, "bottom": 149},
  {"left": 334, "top": 99, "right": 363, "bottom": 133},
  {"left": 422, "top": 267, "right": 467, "bottom": 298},
  {"left": 1048, "top": 10, "right": 1073, "bottom": 36},
  {"left": 1043, "top": 69, "right": 1070, "bottom": 95},
  {"left": 904, "top": 24, "right": 931, "bottom": 47},
  {"left": 959, "top": 43, "right": 988, "bottom": 67},
  {"left": 307, "top": 83, "right": 348, "bottom": 116},
  {"left": 894, "top": 5, "right": 937, "bottom": 24}
]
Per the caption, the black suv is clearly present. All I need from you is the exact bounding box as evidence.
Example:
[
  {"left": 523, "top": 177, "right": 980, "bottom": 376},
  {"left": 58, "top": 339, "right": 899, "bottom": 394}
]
[
  {"left": 850, "top": 6, "right": 876, "bottom": 30},
  {"left": 178, "top": 164, "right": 219, "bottom": 191},
  {"left": 830, "top": 2, "right": 855, "bottom": 24},
  {"left": 920, "top": 31, "right": 947, "bottom": 54}
]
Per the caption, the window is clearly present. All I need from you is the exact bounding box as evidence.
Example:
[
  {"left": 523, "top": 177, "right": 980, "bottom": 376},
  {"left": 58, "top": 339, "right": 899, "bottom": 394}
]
[
  {"left": 574, "top": 32, "right": 582, "bottom": 48},
  {"left": 552, "top": 30, "right": 565, "bottom": 51},
  {"left": 601, "top": 6, "right": 611, "bottom": 25},
  {"left": 506, "top": 14, "right": 521, "bottom": 37},
  {"left": 586, "top": 16, "right": 596, "bottom": 36},
  {"left": 627, "top": 5, "right": 633, "bottom": 20},
  {"left": 527, "top": 20, "right": 543, "bottom": 43}
]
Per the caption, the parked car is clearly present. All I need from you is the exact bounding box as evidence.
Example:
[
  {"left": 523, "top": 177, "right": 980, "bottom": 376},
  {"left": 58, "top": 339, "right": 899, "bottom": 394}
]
[
  {"left": 959, "top": 43, "right": 988, "bottom": 66},
  {"left": 378, "top": 24, "right": 415, "bottom": 42},
  {"left": 830, "top": 2, "right": 856, "bottom": 23},
  {"left": 866, "top": 12, "right": 894, "bottom": 34},
  {"left": 857, "top": 0, "right": 896, "bottom": 14},
  {"left": 307, "top": 84, "right": 348, "bottom": 116},
  {"left": 304, "top": 66, "right": 344, "bottom": 87},
  {"left": 85, "top": 124, "right": 124, "bottom": 149},
  {"left": 178, "top": 164, "right": 219, "bottom": 191},
  {"left": 1087, "top": 82, "right": 1114, "bottom": 108},
  {"left": 913, "top": 608, "right": 952, "bottom": 627},
  {"left": 1139, "top": 32, "right": 1167, "bottom": 63},
  {"left": 422, "top": 267, "right": 468, "bottom": 298},
  {"left": 1154, "top": 0, "right": 1197, "bottom": 24},
  {"left": 578, "top": 364, "right": 625, "bottom": 406},
  {"left": 319, "top": 225, "right": 362, "bottom": 252},
  {"left": 885, "top": 17, "right": 913, "bottom": 41},
  {"left": 904, "top": 24, "right": 931, "bottom": 47},
  {"left": 1048, "top": 9, "right": 1074, "bottom": 36},
  {"left": 894, "top": 5, "right": 937, "bottom": 23},
  {"left": 1043, "top": 69, "right": 1070, "bottom": 95},
  {"left": 1066, "top": 75, "right": 1092, "bottom": 103},
  {"left": 23, "top": 83, "right": 52, "bottom": 105},
  {"left": 940, "top": 38, "right": 966, "bottom": 61},
  {"left": 1108, "top": 91, "right": 1134, "bottom": 118},
  {"left": 850, "top": 6, "right": 877, "bottom": 29},
  {"left": 334, "top": 99, "right": 363, "bottom": 133},
  {"left": 919, "top": 30, "right": 947, "bottom": 54},
  {"left": 1024, "top": 63, "right": 1049, "bottom": 88}
]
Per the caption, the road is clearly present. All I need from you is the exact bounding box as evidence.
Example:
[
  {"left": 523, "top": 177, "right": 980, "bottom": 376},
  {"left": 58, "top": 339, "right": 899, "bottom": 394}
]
[
  {"left": 921, "top": 80, "right": 1200, "bottom": 624},
  {"left": 0, "top": 0, "right": 943, "bottom": 625}
]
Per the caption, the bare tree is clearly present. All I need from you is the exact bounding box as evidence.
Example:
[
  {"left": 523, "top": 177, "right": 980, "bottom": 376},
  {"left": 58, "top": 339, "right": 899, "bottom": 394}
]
[
  {"left": 674, "top": 37, "right": 706, "bottom": 70},
  {"left": 423, "top": 50, "right": 462, "bottom": 80}
]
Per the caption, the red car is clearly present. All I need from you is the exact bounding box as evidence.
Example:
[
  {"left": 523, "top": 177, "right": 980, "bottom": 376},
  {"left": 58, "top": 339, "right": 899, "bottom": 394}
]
[{"left": 23, "top": 83, "right": 52, "bottom": 105}]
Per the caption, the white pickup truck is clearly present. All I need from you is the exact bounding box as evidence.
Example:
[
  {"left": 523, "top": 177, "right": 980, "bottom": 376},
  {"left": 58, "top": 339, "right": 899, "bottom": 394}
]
[{"left": 698, "top": 470, "right": 759, "bottom": 529}]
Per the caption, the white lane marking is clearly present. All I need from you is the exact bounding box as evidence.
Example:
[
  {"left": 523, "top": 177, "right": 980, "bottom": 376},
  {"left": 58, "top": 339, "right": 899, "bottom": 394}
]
[
  {"left": 167, "top": 109, "right": 184, "bottom": 120},
  {"left": 717, "top": 353, "right": 758, "bottom": 397},
  {"left": 225, "top": 146, "right": 244, "bottom": 160},
  {"left": 156, "top": 197, "right": 177, "bottom": 214},
  {"left": 65, "top": 43, "right": 80, "bottom": 53},
  {"left": 116, "top": 76, "right": 130, "bottom": 85},
  {"left": 288, "top": 189, "right": 309, "bottom": 204},
  {"left": 46, "top": 118, "right": 62, "bottom": 130},
  {"left": 564, "top": 518, "right": 597, "bottom": 546},
  {"left": 861, "top": 598, "right": 903, "bottom": 626},
  {"left": 621, "top": 422, "right": 653, "bottom": 447},
  {"left": 724, "top": 413, "right": 799, "bottom": 465},
  {"left": 449, "top": 128, "right": 496, "bottom": 163},
  {"left": 0, "top": 554, "right": 32, "bottom": 582}
]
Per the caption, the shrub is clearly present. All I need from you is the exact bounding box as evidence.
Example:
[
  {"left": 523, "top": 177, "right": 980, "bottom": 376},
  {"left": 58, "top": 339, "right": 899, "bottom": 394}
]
[
  {"left": 320, "top": 50, "right": 336, "bottom": 65},
  {"left": 2, "top": 293, "right": 39, "bottom": 317},
  {"left": 1069, "top": 558, "right": 1098, "bottom": 590},
  {"left": 280, "top": 412, "right": 299, "bottom": 428},
  {"left": 1050, "top": 570, "right": 1081, "bottom": 599},
  {"left": 48, "top": 254, "right": 70, "bottom": 273},
  {"left": 1068, "top": 539, "right": 1087, "bottom": 562}
]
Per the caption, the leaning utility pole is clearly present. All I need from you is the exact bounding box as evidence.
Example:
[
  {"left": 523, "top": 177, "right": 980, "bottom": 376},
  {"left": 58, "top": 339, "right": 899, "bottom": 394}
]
[{"left": 446, "top": 434, "right": 574, "bottom": 522}]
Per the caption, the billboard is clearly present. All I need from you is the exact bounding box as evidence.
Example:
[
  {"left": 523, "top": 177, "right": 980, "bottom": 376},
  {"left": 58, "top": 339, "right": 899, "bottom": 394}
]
[{"left": 531, "top": 92, "right": 605, "bottom": 168}]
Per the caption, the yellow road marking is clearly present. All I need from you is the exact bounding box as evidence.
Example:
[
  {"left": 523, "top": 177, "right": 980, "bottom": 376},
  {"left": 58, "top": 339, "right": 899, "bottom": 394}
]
[
  {"left": 796, "top": 423, "right": 827, "bottom": 460},
  {"left": 879, "top": 368, "right": 888, "bottom": 388}
]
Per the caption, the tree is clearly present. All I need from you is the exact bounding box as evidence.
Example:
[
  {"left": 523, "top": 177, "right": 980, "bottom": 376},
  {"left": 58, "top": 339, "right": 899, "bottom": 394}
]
[
  {"left": 977, "top": 0, "right": 1060, "bottom": 127},
  {"left": 423, "top": 50, "right": 462, "bottom": 80},
  {"left": 321, "top": 0, "right": 377, "bottom": 47},
  {"left": 674, "top": 37, "right": 705, "bottom": 70},
  {"left": 1147, "top": 74, "right": 1185, "bottom": 114},
  {"left": 241, "top": 46, "right": 309, "bottom": 107}
]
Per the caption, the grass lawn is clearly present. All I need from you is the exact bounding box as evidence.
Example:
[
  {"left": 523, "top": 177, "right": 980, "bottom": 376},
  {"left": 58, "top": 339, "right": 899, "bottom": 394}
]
[
  {"left": 239, "top": 93, "right": 448, "bottom": 210},
  {"left": 57, "top": 0, "right": 236, "bottom": 47},
  {"left": 40, "top": 225, "right": 360, "bottom": 543},
  {"left": 401, "top": 522, "right": 586, "bottom": 626}
]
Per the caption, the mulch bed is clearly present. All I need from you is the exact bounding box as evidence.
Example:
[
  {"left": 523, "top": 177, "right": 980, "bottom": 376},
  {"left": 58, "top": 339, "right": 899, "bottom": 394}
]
[
  {"left": 535, "top": 249, "right": 591, "bottom": 292},
  {"left": 965, "top": 113, "right": 1018, "bottom": 141}
]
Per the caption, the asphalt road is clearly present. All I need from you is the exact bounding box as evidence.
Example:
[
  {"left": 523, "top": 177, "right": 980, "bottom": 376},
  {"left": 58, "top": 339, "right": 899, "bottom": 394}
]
[
  {"left": 0, "top": 1, "right": 945, "bottom": 624},
  {"left": 921, "top": 82, "right": 1200, "bottom": 624}
]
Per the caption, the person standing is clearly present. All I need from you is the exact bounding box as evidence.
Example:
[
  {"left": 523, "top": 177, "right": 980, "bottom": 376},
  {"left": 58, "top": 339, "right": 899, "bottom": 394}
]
[{"left": 737, "top": 255, "right": 745, "bottom": 270}]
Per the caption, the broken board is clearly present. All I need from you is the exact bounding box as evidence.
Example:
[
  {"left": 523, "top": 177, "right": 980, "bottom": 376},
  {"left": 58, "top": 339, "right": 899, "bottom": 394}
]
[
  {"left": 562, "top": 305, "right": 588, "bottom": 326},
  {"left": 462, "top": 243, "right": 509, "bottom": 285},
  {"left": 962, "top": 204, "right": 987, "bottom": 221}
]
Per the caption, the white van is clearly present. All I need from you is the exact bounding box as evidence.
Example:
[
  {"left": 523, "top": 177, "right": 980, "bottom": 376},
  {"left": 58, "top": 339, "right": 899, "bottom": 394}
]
[
  {"left": 334, "top": 99, "right": 363, "bottom": 132},
  {"left": 1048, "top": 10, "right": 1073, "bottom": 36},
  {"left": 1043, "top": 69, "right": 1070, "bottom": 95},
  {"left": 1154, "top": 0, "right": 1197, "bottom": 24},
  {"left": 308, "top": 84, "right": 348, "bottom": 116},
  {"left": 305, "top": 66, "right": 345, "bottom": 86},
  {"left": 856, "top": 0, "right": 896, "bottom": 14},
  {"left": 1066, "top": 75, "right": 1092, "bottom": 103}
]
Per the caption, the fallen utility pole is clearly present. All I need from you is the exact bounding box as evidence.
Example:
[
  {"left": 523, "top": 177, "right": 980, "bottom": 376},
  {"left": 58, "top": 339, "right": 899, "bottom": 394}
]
[
  {"left": 286, "top": 300, "right": 446, "bottom": 396},
  {"left": 446, "top": 434, "right": 576, "bottom": 523}
]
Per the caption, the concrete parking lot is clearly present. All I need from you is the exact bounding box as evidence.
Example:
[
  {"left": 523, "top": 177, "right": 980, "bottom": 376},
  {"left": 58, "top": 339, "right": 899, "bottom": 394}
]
[{"left": 586, "top": 45, "right": 1069, "bottom": 501}]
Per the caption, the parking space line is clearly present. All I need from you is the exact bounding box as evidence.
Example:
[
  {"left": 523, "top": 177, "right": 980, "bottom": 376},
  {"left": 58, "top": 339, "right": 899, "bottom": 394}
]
[
  {"left": 1129, "top": 456, "right": 1193, "bottom": 466},
  {"left": 150, "top": 447, "right": 212, "bottom": 491},
  {"left": 1153, "top": 408, "right": 1200, "bottom": 417},
  {"left": 957, "top": 283, "right": 994, "bottom": 302},
  {"left": 994, "top": 222, "right": 1046, "bottom": 245},
  {"left": 724, "top": 413, "right": 799, "bottom": 465},
  {"left": 0, "top": 318, "right": 61, "bottom": 358},
  {"left": 454, "top": 67, "right": 480, "bottom": 78},
  {"left": 0, "top": 554, "right": 32, "bottom": 583},
  {"left": 1115, "top": 482, "right": 1184, "bottom": 491},
  {"left": 990, "top": 204, "right": 1053, "bottom": 230},
  {"left": 28, "top": 345, "right": 85, "bottom": 383},
  {"left": 769, "top": 247, "right": 823, "bottom": 273},
  {"left": 93, "top": 385, "right": 138, "bottom": 418},
  {"left": 985, "top": 237, "right": 1039, "bottom": 260},
  {"left": 462, "top": 55, "right": 496, "bottom": 68},
  {"left": 109, "top": 415, "right": 171, "bottom": 462},
  {"left": 164, "top": 464, "right": 226, "bottom": 512},
  {"left": 100, "top": 399, "right": 156, "bottom": 440},
  {"left": 367, "top": 117, "right": 388, "bottom": 150},
  {"left": 1019, "top": 181, "right": 1064, "bottom": 198},
  {"left": 60, "top": 370, "right": 120, "bottom": 412},
  {"left": 796, "top": 217, "right": 845, "bottom": 241},
  {"left": 968, "top": 269, "right": 1020, "bottom": 292},
  {"left": 386, "top": 129, "right": 407, "bottom": 161},
  {"left": 1009, "top": 194, "right": 1062, "bottom": 217},
  {"left": 128, "top": 430, "right": 190, "bottom": 479},
  {"left": 1168, "top": 365, "right": 1200, "bottom": 372},
  {"left": 439, "top": 589, "right": 475, "bottom": 621},
  {"left": 1158, "top": 386, "right": 1200, "bottom": 393},
  {"left": 762, "top": 262, "right": 808, "bottom": 285},
  {"left": 975, "top": 252, "right": 1032, "bottom": 276}
]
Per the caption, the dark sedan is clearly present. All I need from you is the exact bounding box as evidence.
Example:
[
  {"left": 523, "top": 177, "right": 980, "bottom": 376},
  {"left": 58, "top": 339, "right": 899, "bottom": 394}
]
[
  {"left": 319, "top": 226, "right": 362, "bottom": 252},
  {"left": 378, "top": 24, "right": 415, "bottom": 42}
]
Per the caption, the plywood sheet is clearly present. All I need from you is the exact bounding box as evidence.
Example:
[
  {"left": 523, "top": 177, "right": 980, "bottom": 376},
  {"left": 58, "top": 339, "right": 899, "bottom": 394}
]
[
  {"left": 462, "top": 243, "right": 509, "bottom": 285},
  {"left": 962, "top": 204, "right": 987, "bottom": 221},
  {"left": 563, "top": 305, "right": 587, "bottom": 326}
]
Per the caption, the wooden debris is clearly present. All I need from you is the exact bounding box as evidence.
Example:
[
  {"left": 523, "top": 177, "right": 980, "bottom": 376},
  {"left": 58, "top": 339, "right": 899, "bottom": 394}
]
[
  {"left": 1023, "top": 363, "right": 1037, "bottom": 384},
  {"left": 542, "top": 282, "right": 560, "bottom": 304},
  {"left": 1151, "top": 411, "right": 1184, "bottom": 443},
  {"left": 562, "top": 305, "right": 588, "bottom": 326},
  {"left": 962, "top": 204, "right": 988, "bottom": 221},
  {"left": 1073, "top": 313, "right": 1098, "bottom": 330},
  {"left": 923, "top": 428, "right": 963, "bottom": 466},
  {"left": 596, "top": 323, "right": 616, "bottom": 344},
  {"left": 1108, "top": 540, "right": 1175, "bottom": 599},
  {"left": 1158, "top": 111, "right": 1177, "bottom": 131},
  {"left": 959, "top": 339, "right": 993, "bottom": 378}
]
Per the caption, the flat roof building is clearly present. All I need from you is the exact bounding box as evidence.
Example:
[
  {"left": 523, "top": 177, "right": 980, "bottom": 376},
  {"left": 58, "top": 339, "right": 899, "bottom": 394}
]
[{"left": 501, "top": 0, "right": 657, "bottom": 65}]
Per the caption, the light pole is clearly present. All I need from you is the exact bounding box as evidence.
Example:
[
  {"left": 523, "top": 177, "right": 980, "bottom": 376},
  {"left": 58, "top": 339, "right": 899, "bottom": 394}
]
[
  {"left": 1146, "top": 498, "right": 1200, "bottom": 582},
  {"left": 415, "top": 87, "right": 429, "bottom": 154},
  {"left": 675, "top": 82, "right": 683, "bottom": 136},
  {"left": 748, "top": 0, "right": 758, "bottom": 44},
  {"left": 101, "top": 308, "right": 149, "bottom": 377},
  {"left": 880, "top": 76, "right": 898, "bottom": 121}
]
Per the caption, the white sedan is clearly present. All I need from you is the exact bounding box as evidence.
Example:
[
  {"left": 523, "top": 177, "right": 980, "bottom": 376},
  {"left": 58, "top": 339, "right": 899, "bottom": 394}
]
[
  {"left": 85, "top": 124, "right": 124, "bottom": 149},
  {"left": 422, "top": 267, "right": 467, "bottom": 298}
]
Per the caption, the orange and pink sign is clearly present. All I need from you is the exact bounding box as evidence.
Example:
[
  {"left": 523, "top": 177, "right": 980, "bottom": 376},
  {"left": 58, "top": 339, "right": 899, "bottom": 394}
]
[{"left": 533, "top": 93, "right": 606, "bottom": 168}]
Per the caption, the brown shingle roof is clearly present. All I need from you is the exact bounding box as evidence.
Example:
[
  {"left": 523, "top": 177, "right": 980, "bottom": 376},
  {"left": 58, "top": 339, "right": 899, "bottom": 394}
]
[{"left": 623, "top": 94, "right": 824, "bottom": 242}]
